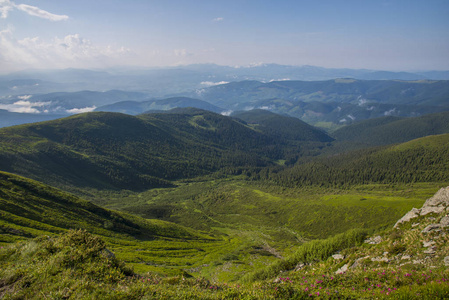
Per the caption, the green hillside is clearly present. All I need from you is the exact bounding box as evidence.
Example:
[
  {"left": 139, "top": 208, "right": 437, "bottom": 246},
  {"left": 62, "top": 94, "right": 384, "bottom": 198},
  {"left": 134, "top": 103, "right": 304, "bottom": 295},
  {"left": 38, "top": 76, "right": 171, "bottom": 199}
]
[
  {"left": 1, "top": 189, "right": 448, "bottom": 299},
  {"left": 332, "top": 111, "right": 449, "bottom": 146},
  {"left": 267, "top": 133, "right": 449, "bottom": 188},
  {"left": 0, "top": 170, "right": 207, "bottom": 243},
  {"left": 0, "top": 171, "right": 273, "bottom": 277},
  {"left": 0, "top": 109, "right": 332, "bottom": 191},
  {"left": 232, "top": 109, "right": 333, "bottom": 142}
]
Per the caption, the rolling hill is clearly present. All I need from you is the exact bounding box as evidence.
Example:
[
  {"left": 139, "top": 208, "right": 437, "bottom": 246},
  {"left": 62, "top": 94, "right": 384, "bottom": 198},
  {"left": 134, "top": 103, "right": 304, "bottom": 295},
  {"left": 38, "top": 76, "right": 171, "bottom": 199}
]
[
  {"left": 96, "top": 96, "right": 223, "bottom": 115},
  {"left": 0, "top": 109, "right": 332, "bottom": 192},
  {"left": 268, "top": 133, "right": 449, "bottom": 188},
  {"left": 332, "top": 111, "right": 449, "bottom": 146},
  {"left": 232, "top": 109, "right": 333, "bottom": 142}
]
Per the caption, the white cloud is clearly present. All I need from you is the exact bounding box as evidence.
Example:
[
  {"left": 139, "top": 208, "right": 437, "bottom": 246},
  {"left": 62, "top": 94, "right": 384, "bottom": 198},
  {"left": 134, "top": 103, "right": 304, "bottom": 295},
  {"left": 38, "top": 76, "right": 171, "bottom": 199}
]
[
  {"left": 18, "top": 95, "right": 32, "bottom": 100},
  {"left": 15, "top": 4, "right": 68, "bottom": 21},
  {"left": 0, "top": 0, "right": 68, "bottom": 21},
  {"left": 0, "top": 0, "right": 13, "bottom": 18},
  {"left": 269, "top": 78, "right": 290, "bottom": 82},
  {"left": 0, "top": 100, "right": 51, "bottom": 113},
  {"left": 384, "top": 108, "right": 397, "bottom": 116},
  {"left": 200, "top": 81, "right": 229, "bottom": 86},
  {"left": 213, "top": 17, "right": 224, "bottom": 22},
  {"left": 221, "top": 110, "right": 233, "bottom": 116},
  {"left": 0, "top": 29, "right": 132, "bottom": 71},
  {"left": 66, "top": 106, "right": 96, "bottom": 114}
]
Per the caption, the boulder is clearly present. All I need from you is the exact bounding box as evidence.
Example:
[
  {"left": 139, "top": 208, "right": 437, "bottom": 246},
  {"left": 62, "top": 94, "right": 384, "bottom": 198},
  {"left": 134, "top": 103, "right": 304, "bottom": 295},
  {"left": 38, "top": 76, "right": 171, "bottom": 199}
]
[
  {"left": 440, "top": 216, "right": 449, "bottom": 227},
  {"left": 364, "top": 236, "right": 382, "bottom": 244},
  {"left": 423, "top": 241, "right": 436, "bottom": 247},
  {"left": 335, "top": 264, "right": 348, "bottom": 274},
  {"left": 422, "top": 224, "right": 442, "bottom": 233},
  {"left": 332, "top": 254, "right": 344, "bottom": 260},
  {"left": 394, "top": 187, "right": 449, "bottom": 228}
]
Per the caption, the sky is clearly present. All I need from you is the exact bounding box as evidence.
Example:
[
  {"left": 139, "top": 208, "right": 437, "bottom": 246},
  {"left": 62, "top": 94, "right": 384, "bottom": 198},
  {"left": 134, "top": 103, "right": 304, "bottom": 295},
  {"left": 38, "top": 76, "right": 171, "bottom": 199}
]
[{"left": 0, "top": 0, "right": 448, "bottom": 73}]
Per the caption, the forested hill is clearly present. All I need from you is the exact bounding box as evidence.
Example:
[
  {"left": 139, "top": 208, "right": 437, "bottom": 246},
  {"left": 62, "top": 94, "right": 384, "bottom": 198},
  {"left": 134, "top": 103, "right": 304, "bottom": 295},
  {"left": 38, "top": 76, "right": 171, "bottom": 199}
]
[
  {"left": 232, "top": 109, "right": 333, "bottom": 143},
  {"left": 0, "top": 109, "right": 331, "bottom": 191},
  {"left": 263, "top": 133, "right": 449, "bottom": 187},
  {"left": 332, "top": 111, "right": 449, "bottom": 146}
]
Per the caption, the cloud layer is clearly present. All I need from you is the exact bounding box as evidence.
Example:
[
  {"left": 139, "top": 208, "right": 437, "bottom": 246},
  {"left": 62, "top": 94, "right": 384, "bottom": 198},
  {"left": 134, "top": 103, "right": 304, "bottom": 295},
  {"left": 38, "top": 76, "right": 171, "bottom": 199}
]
[
  {"left": 0, "top": 28, "right": 131, "bottom": 71},
  {"left": 0, "top": 0, "right": 68, "bottom": 20}
]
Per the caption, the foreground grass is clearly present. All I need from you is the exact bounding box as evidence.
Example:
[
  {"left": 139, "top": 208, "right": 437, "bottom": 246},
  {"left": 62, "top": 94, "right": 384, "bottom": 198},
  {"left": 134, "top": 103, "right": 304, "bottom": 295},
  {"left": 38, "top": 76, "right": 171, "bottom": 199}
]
[{"left": 1, "top": 230, "right": 448, "bottom": 299}]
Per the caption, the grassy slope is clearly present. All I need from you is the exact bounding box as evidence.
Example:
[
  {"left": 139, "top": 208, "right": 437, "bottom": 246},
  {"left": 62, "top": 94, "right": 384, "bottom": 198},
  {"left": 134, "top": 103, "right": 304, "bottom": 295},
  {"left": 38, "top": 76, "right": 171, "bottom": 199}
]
[
  {"left": 0, "top": 171, "right": 274, "bottom": 278},
  {"left": 1, "top": 203, "right": 448, "bottom": 299},
  {"left": 93, "top": 179, "right": 442, "bottom": 240}
]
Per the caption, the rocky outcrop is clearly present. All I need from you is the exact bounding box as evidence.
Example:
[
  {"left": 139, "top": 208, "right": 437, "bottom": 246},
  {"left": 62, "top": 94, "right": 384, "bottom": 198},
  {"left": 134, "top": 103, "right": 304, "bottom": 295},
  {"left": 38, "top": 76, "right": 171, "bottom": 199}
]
[
  {"left": 394, "top": 186, "right": 449, "bottom": 228},
  {"left": 364, "top": 236, "right": 382, "bottom": 244}
]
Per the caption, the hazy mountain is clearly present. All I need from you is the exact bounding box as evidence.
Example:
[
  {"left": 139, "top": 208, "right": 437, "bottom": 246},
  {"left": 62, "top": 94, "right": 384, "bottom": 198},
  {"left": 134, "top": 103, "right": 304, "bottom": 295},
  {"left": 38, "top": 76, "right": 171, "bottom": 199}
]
[
  {"left": 96, "top": 97, "right": 223, "bottom": 115},
  {"left": 2, "top": 64, "right": 448, "bottom": 97},
  {"left": 189, "top": 79, "right": 449, "bottom": 125}
]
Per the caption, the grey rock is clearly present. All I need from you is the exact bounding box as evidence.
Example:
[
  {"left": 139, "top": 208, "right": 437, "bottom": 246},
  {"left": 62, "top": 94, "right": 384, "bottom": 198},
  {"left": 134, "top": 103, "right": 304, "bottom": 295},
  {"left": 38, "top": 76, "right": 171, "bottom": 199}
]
[
  {"left": 335, "top": 264, "right": 348, "bottom": 274},
  {"left": 423, "top": 187, "right": 449, "bottom": 208},
  {"left": 401, "top": 255, "right": 411, "bottom": 260},
  {"left": 394, "top": 208, "right": 420, "bottom": 228},
  {"left": 412, "top": 223, "right": 420, "bottom": 227},
  {"left": 332, "top": 254, "right": 344, "bottom": 260},
  {"left": 421, "top": 206, "right": 445, "bottom": 216},
  {"left": 350, "top": 256, "right": 368, "bottom": 269},
  {"left": 394, "top": 186, "right": 449, "bottom": 228},
  {"left": 423, "top": 241, "right": 436, "bottom": 247},
  {"left": 371, "top": 257, "right": 389, "bottom": 262},
  {"left": 364, "top": 236, "right": 382, "bottom": 244},
  {"left": 423, "top": 248, "right": 436, "bottom": 254},
  {"left": 294, "top": 262, "right": 306, "bottom": 271},
  {"left": 444, "top": 256, "right": 449, "bottom": 266},
  {"left": 440, "top": 216, "right": 449, "bottom": 227},
  {"left": 422, "top": 224, "right": 442, "bottom": 233}
]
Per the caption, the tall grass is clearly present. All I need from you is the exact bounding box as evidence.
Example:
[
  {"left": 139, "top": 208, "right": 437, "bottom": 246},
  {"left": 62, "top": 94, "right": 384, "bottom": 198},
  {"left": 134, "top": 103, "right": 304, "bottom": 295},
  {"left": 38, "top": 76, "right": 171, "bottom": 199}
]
[{"left": 242, "top": 228, "right": 368, "bottom": 282}]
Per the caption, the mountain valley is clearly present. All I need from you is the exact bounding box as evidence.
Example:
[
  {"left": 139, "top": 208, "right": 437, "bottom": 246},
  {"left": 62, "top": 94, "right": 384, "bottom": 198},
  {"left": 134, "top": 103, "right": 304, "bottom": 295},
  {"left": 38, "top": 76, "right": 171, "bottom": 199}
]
[{"left": 0, "top": 73, "right": 448, "bottom": 298}]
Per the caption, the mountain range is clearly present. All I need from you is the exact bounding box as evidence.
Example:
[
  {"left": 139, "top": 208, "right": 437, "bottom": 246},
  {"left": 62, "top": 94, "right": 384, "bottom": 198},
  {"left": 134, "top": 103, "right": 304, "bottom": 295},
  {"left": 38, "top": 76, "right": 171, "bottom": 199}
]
[{"left": 1, "top": 65, "right": 449, "bottom": 298}]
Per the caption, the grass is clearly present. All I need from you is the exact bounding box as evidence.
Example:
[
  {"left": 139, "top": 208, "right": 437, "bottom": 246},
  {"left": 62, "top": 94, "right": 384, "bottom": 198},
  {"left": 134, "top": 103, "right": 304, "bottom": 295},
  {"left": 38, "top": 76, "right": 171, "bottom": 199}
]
[
  {"left": 1, "top": 229, "right": 448, "bottom": 299},
  {"left": 91, "top": 179, "right": 442, "bottom": 241}
]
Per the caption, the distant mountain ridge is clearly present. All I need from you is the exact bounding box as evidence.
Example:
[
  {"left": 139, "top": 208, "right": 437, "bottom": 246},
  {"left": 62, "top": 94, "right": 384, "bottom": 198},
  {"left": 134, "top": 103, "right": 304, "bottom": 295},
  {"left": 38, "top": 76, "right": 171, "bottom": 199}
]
[
  {"left": 96, "top": 97, "right": 223, "bottom": 115},
  {"left": 2, "top": 64, "right": 448, "bottom": 97}
]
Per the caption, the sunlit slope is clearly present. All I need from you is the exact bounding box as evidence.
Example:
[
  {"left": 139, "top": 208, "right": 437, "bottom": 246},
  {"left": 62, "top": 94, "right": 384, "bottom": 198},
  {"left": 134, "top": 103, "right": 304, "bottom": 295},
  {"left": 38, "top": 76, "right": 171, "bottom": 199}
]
[{"left": 269, "top": 133, "right": 449, "bottom": 187}]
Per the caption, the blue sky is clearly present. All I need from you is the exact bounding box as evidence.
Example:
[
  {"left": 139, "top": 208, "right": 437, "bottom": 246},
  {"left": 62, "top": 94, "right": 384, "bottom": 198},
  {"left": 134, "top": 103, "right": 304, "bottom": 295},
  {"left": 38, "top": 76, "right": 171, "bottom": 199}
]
[{"left": 1, "top": 0, "right": 448, "bottom": 73}]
